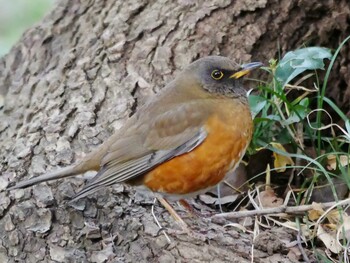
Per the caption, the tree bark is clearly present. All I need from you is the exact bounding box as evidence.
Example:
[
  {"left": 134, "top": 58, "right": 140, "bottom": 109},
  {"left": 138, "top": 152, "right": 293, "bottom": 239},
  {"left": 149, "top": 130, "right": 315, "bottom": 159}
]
[{"left": 0, "top": 0, "right": 349, "bottom": 262}]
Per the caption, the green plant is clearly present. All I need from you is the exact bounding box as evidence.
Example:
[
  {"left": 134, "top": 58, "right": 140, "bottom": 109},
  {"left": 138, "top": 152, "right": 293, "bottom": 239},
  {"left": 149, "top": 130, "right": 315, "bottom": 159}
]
[{"left": 246, "top": 40, "right": 350, "bottom": 261}]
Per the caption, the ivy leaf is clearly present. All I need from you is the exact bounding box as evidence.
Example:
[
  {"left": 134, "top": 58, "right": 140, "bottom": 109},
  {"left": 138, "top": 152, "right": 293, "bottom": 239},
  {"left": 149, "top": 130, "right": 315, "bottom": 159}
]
[{"left": 275, "top": 47, "right": 332, "bottom": 87}]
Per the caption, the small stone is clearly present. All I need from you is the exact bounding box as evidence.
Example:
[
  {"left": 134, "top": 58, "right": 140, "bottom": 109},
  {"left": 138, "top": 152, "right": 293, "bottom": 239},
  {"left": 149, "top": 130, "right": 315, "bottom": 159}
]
[
  {"left": 69, "top": 199, "right": 86, "bottom": 211},
  {"left": 143, "top": 221, "right": 159, "bottom": 236},
  {"left": 33, "top": 184, "right": 54, "bottom": 207},
  {"left": 8, "top": 247, "right": 19, "bottom": 257},
  {"left": 49, "top": 245, "right": 73, "bottom": 262},
  {"left": 114, "top": 206, "right": 123, "bottom": 217},
  {"left": 111, "top": 183, "right": 124, "bottom": 193},
  {"left": 156, "top": 236, "right": 171, "bottom": 249},
  {"left": 0, "top": 194, "right": 11, "bottom": 217},
  {"left": 83, "top": 222, "right": 101, "bottom": 239},
  {"left": 91, "top": 244, "right": 115, "bottom": 263},
  {"left": 12, "top": 188, "right": 25, "bottom": 201},
  {"left": 17, "top": 147, "right": 32, "bottom": 159},
  {"left": 158, "top": 253, "right": 176, "bottom": 263},
  {"left": 0, "top": 252, "right": 8, "bottom": 263},
  {"left": 13, "top": 200, "right": 35, "bottom": 221},
  {"left": 8, "top": 230, "right": 20, "bottom": 246},
  {"left": 0, "top": 94, "right": 4, "bottom": 109},
  {"left": 68, "top": 123, "right": 79, "bottom": 138},
  {"left": 30, "top": 155, "right": 47, "bottom": 174},
  {"left": 0, "top": 177, "right": 9, "bottom": 191},
  {"left": 57, "top": 181, "right": 76, "bottom": 200},
  {"left": 25, "top": 208, "right": 52, "bottom": 233},
  {"left": 133, "top": 190, "right": 154, "bottom": 205},
  {"left": 54, "top": 207, "right": 71, "bottom": 225},
  {"left": 70, "top": 211, "right": 84, "bottom": 229},
  {"left": 14, "top": 140, "right": 32, "bottom": 159},
  {"left": 84, "top": 203, "right": 97, "bottom": 218},
  {"left": 4, "top": 215, "right": 15, "bottom": 231}
]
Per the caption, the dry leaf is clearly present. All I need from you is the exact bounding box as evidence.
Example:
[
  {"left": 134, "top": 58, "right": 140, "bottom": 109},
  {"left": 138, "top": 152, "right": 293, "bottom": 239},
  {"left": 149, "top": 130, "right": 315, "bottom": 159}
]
[
  {"left": 308, "top": 202, "right": 325, "bottom": 221},
  {"left": 283, "top": 221, "right": 311, "bottom": 238},
  {"left": 327, "top": 154, "right": 350, "bottom": 170},
  {"left": 199, "top": 194, "right": 217, "bottom": 205},
  {"left": 270, "top": 142, "right": 294, "bottom": 172},
  {"left": 326, "top": 209, "right": 344, "bottom": 225},
  {"left": 287, "top": 246, "right": 302, "bottom": 262},
  {"left": 339, "top": 216, "right": 350, "bottom": 242},
  {"left": 259, "top": 189, "right": 283, "bottom": 208},
  {"left": 214, "top": 195, "right": 239, "bottom": 205},
  {"left": 308, "top": 209, "right": 324, "bottom": 221},
  {"left": 316, "top": 224, "right": 342, "bottom": 253}
]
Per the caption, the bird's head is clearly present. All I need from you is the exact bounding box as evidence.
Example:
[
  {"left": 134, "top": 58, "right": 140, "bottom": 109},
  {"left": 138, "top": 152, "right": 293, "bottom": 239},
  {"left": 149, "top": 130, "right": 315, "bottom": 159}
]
[{"left": 184, "top": 56, "right": 262, "bottom": 98}]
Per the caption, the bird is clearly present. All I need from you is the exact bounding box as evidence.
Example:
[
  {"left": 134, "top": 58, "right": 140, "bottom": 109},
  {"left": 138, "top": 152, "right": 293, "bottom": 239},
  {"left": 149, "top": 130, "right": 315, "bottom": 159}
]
[{"left": 8, "top": 56, "right": 262, "bottom": 220}]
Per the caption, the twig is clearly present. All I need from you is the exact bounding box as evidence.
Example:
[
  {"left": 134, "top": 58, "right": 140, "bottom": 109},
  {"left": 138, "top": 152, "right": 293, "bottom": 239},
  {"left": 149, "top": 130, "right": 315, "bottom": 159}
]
[
  {"left": 151, "top": 198, "right": 171, "bottom": 243},
  {"left": 297, "top": 231, "right": 310, "bottom": 263},
  {"left": 296, "top": 217, "right": 310, "bottom": 263},
  {"left": 212, "top": 198, "right": 350, "bottom": 219}
]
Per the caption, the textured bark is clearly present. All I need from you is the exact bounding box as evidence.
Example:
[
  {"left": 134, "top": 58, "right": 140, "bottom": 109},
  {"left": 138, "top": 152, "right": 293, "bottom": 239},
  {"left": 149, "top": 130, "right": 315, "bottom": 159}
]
[{"left": 0, "top": 0, "right": 349, "bottom": 262}]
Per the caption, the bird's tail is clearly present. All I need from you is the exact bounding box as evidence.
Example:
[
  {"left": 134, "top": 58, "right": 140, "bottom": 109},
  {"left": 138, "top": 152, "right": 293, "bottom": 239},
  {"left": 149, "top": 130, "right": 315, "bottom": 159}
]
[{"left": 7, "top": 162, "right": 89, "bottom": 190}]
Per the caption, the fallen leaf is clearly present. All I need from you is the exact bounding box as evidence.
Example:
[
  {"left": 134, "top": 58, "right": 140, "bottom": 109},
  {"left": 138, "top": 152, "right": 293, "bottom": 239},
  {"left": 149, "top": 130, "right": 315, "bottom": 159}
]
[
  {"left": 259, "top": 189, "right": 283, "bottom": 208},
  {"left": 270, "top": 142, "right": 294, "bottom": 172},
  {"left": 287, "top": 246, "right": 302, "bottom": 262},
  {"left": 339, "top": 215, "right": 350, "bottom": 242},
  {"left": 327, "top": 154, "right": 350, "bottom": 170},
  {"left": 308, "top": 203, "right": 325, "bottom": 221},
  {"left": 214, "top": 195, "right": 239, "bottom": 205},
  {"left": 326, "top": 209, "right": 344, "bottom": 225},
  {"left": 199, "top": 194, "right": 216, "bottom": 205},
  {"left": 317, "top": 224, "right": 342, "bottom": 253},
  {"left": 308, "top": 209, "right": 323, "bottom": 221}
]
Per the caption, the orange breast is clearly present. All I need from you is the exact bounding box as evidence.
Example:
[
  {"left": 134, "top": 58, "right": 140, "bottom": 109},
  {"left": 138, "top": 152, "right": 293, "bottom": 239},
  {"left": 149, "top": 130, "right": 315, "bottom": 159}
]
[{"left": 143, "top": 111, "right": 252, "bottom": 195}]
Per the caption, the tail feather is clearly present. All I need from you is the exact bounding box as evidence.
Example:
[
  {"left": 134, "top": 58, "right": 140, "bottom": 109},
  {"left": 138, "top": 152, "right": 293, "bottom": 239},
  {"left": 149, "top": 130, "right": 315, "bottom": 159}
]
[{"left": 7, "top": 164, "right": 85, "bottom": 190}]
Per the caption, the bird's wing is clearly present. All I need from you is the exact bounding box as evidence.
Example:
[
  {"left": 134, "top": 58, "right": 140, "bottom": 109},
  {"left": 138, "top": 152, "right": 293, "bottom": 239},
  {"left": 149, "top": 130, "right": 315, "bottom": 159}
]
[{"left": 71, "top": 100, "right": 213, "bottom": 201}]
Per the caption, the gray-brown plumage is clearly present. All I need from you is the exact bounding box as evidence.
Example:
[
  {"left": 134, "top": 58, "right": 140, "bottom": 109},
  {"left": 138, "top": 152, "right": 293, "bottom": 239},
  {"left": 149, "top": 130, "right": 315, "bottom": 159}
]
[{"left": 8, "top": 56, "right": 262, "bottom": 201}]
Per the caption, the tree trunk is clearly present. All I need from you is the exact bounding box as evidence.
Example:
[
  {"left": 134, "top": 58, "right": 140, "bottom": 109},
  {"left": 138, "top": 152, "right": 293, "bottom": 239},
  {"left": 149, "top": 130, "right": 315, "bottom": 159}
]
[{"left": 0, "top": 0, "right": 349, "bottom": 262}]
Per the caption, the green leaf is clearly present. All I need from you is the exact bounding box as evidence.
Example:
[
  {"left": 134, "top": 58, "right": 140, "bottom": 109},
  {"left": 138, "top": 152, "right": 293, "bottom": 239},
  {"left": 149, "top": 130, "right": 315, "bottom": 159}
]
[
  {"left": 275, "top": 47, "right": 332, "bottom": 87},
  {"left": 283, "top": 98, "right": 309, "bottom": 125},
  {"left": 345, "top": 119, "right": 350, "bottom": 134},
  {"left": 276, "top": 128, "right": 293, "bottom": 144},
  {"left": 254, "top": 115, "right": 282, "bottom": 122},
  {"left": 248, "top": 95, "right": 267, "bottom": 118}
]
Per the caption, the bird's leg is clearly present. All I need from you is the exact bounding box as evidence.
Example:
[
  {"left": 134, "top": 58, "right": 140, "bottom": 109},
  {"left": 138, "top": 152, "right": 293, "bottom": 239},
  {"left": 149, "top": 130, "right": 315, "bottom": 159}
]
[
  {"left": 216, "top": 183, "right": 224, "bottom": 213},
  {"left": 178, "top": 199, "right": 201, "bottom": 217},
  {"left": 179, "top": 199, "right": 218, "bottom": 218},
  {"left": 156, "top": 196, "right": 188, "bottom": 229}
]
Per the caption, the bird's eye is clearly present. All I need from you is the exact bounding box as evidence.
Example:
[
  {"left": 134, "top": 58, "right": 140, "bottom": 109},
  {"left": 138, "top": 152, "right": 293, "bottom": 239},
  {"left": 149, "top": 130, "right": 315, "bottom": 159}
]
[{"left": 211, "top": 69, "right": 224, "bottom": 80}]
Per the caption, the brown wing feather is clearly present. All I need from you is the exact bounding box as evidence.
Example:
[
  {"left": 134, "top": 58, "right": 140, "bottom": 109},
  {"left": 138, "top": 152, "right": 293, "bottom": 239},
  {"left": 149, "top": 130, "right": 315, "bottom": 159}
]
[
  {"left": 71, "top": 100, "right": 215, "bottom": 200},
  {"left": 100, "top": 100, "right": 213, "bottom": 165}
]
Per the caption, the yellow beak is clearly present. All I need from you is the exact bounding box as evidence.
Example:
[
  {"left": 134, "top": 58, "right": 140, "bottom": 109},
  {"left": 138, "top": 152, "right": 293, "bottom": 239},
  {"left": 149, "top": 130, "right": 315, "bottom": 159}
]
[{"left": 229, "top": 62, "right": 263, "bottom": 79}]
